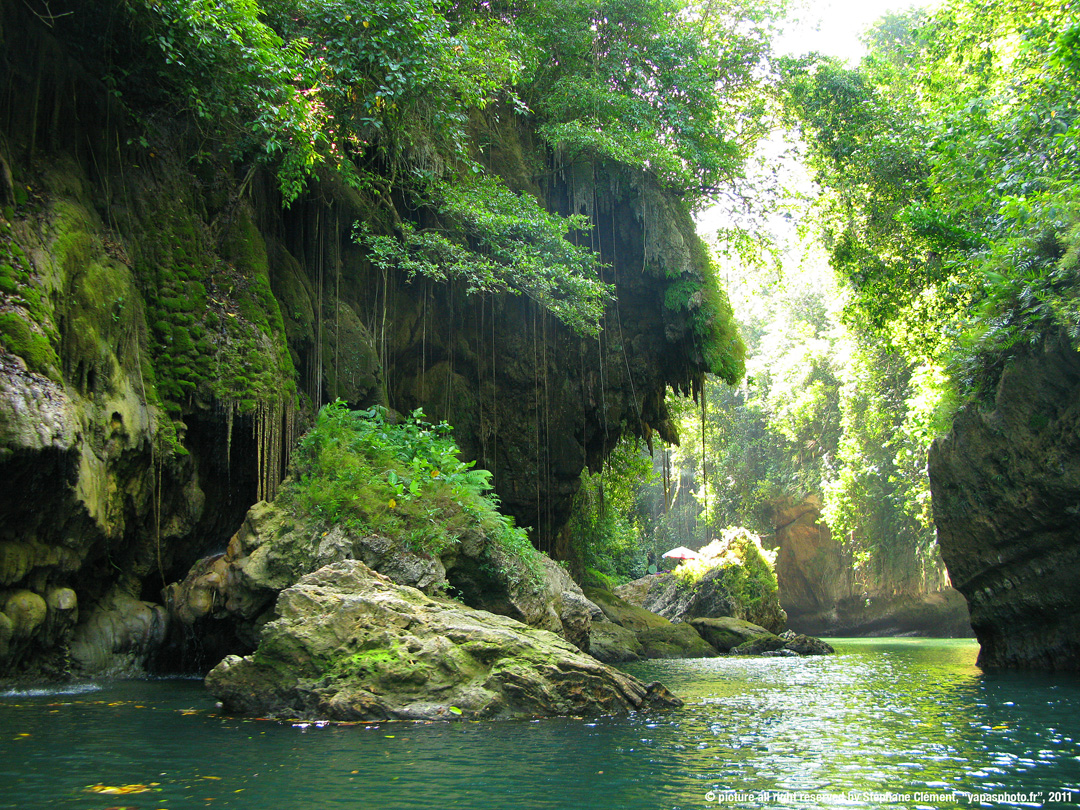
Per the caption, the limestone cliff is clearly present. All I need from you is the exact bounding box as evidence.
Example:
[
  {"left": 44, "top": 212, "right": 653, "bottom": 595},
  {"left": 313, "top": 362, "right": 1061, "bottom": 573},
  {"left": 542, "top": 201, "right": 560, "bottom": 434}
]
[
  {"left": 0, "top": 4, "right": 729, "bottom": 677},
  {"left": 929, "top": 334, "right": 1080, "bottom": 669},
  {"left": 768, "top": 497, "right": 970, "bottom": 637}
]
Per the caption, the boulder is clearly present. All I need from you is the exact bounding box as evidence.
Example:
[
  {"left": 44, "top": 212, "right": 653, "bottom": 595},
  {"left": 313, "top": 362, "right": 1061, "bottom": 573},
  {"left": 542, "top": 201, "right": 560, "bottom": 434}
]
[
  {"left": 732, "top": 631, "right": 834, "bottom": 657},
  {"left": 782, "top": 633, "right": 834, "bottom": 655},
  {"left": 584, "top": 586, "right": 671, "bottom": 632},
  {"left": 583, "top": 587, "right": 716, "bottom": 660},
  {"left": 452, "top": 552, "right": 600, "bottom": 652},
  {"left": 206, "top": 560, "right": 682, "bottom": 721},
  {"left": 637, "top": 623, "right": 717, "bottom": 659},
  {"left": 167, "top": 500, "right": 601, "bottom": 658},
  {"left": 588, "top": 621, "right": 643, "bottom": 663},
  {"left": 690, "top": 616, "right": 774, "bottom": 652},
  {"left": 732, "top": 635, "right": 786, "bottom": 655},
  {"left": 3, "top": 590, "right": 47, "bottom": 637}
]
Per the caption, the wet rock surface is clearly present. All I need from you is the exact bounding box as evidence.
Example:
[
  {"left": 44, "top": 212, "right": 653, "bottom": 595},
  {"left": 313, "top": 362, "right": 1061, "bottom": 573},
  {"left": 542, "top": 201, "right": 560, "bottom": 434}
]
[
  {"left": 582, "top": 587, "right": 716, "bottom": 662},
  {"left": 929, "top": 335, "right": 1080, "bottom": 670},
  {"left": 206, "top": 561, "right": 682, "bottom": 721}
]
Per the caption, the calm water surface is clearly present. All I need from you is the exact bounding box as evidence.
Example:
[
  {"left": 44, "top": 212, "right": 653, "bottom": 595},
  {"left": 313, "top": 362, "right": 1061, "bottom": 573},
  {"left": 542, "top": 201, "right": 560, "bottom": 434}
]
[{"left": 1, "top": 639, "right": 1079, "bottom": 809}]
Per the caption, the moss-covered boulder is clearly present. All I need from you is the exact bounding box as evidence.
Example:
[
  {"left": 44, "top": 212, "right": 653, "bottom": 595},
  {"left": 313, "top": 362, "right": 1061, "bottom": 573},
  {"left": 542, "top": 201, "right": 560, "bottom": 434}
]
[
  {"left": 690, "top": 616, "right": 774, "bottom": 653},
  {"left": 584, "top": 586, "right": 672, "bottom": 632},
  {"left": 588, "top": 621, "right": 644, "bottom": 663},
  {"left": 782, "top": 633, "right": 834, "bottom": 655},
  {"left": 732, "top": 635, "right": 786, "bottom": 655},
  {"left": 166, "top": 495, "right": 600, "bottom": 659},
  {"left": 582, "top": 587, "right": 716, "bottom": 661},
  {"left": 206, "top": 561, "right": 681, "bottom": 721},
  {"left": 731, "top": 631, "right": 834, "bottom": 656}
]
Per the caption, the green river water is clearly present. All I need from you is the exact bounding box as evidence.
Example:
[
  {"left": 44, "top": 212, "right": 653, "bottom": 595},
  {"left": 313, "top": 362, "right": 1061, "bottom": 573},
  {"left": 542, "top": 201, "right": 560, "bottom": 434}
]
[{"left": 1, "top": 639, "right": 1078, "bottom": 810}]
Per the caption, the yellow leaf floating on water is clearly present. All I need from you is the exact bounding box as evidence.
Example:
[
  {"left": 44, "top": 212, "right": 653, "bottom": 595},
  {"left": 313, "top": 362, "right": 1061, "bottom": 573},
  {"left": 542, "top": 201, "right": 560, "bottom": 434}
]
[
  {"left": 86, "top": 784, "right": 153, "bottom": 795},
  {"left": 200, "top": 776, "right": 222, "bottom": 780}
]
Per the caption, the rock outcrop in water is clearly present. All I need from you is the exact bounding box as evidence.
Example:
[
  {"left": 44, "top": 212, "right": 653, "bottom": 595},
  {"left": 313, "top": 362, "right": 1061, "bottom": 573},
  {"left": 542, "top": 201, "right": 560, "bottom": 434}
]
[
  {"left": 615, "top": 530, "right": 787, "bottom": 634},
  {"left": 582, "top": 586, "right": 716, "bottom": 662},
  {"left": 0, "top": 2, "right": 732, "bottom": 678},
  {"left": 929, "top": 335, "right": 1080, "bottom": 670},
  {"left": 164, "top": 498, "right": 600, "bottom": 668},
  {"left": 206, "top": 560, "right": 681, "bottom": 721}
]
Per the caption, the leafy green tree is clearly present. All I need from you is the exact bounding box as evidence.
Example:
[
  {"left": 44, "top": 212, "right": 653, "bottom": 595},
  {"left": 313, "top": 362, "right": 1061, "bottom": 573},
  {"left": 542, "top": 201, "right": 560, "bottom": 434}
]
[{"left": 566, "top": 433, "right": 658, "bottom": 587}]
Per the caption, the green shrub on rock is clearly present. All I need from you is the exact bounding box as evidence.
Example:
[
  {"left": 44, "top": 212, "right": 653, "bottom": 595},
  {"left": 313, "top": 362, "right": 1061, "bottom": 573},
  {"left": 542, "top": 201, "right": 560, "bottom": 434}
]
[
  {"left": 282, "top": 401, "right": 538, "bottom": 584},
  {"left": 673, "top": 526, "right": 783, "bottom": 626}
]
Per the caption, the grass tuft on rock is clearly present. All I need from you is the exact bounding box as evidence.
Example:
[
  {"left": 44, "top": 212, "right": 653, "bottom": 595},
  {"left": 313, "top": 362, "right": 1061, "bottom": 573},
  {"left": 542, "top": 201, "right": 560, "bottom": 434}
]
[{"left": 281, "top": 401, "right": 539, "bottom": 583}]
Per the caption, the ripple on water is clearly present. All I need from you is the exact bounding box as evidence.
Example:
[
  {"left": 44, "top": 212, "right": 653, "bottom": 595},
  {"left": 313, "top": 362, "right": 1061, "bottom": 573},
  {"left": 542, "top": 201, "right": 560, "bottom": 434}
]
[
  {"left": 0, "top": 683, "right": 102, "bottom": 698},
  {"left": 1, "top": 640, "right": 1079, "bottom": 809}
]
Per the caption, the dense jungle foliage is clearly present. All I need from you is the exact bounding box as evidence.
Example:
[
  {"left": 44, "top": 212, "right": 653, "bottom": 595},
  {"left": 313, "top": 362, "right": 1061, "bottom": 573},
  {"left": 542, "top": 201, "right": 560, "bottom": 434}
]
[
  {"left": 283, "top": 401, "right": 539, "bottom": 582},
  {"left": 54, "top": 0, "right": 778, "bottom": 346},
  {"left": 572, "top": 0, "right": 1080, "bottom": 595}
]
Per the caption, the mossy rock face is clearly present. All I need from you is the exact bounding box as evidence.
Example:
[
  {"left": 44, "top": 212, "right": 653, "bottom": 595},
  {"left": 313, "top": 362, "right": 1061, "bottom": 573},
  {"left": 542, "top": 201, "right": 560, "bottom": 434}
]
[
  {"left": 690, "top": 616, "right": 774, "bottom": 653},
  {"left": 320, "top": 300, "right": 381, "bottom": 406},
  {"left": 582, "top": 586, "right": 671, "bottom": 632},
  {"left": 132, "top": 188, "right": 294, "bottom": 414},
  {"left": 3, "top": 590, "right": 47, "bottom": 637},
  {"left": 206, "top": 560, "right": 682, "bottom": 721}
]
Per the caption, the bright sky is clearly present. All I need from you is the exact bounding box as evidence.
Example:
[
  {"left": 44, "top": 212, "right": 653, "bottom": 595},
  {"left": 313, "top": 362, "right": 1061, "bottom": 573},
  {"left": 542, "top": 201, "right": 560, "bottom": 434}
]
[
  {"left": 695, "top": 0, "right": 944, "bottom": 287},
  {"left": 776, "top": 0, "right": 943, "bottom": 64}
]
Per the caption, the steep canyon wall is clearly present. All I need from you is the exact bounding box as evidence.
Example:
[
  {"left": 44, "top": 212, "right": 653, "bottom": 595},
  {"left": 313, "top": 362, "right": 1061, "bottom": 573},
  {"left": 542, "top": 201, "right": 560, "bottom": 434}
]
[{"left": 929, "top": 335, "right": 1080, "bottom": 670}]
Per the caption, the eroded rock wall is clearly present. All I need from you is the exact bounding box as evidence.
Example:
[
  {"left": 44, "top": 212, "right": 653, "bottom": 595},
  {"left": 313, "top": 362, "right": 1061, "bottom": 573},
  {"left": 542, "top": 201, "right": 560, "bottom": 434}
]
[
  {"left": 929, "top": 335, "right": 1080, "bottom": 669},
  {"left": 768, "top": 497, "right": 971, "bottom": 638},
  {"left": 0, "top": 4, "right": 719, "bottom": 678}
]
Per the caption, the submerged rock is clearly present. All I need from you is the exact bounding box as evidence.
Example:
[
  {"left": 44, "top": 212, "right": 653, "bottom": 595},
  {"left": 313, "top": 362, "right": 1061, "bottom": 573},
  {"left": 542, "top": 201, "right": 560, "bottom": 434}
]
[{"left": 206, "top": 561, "right": 682, "bottom": 721}]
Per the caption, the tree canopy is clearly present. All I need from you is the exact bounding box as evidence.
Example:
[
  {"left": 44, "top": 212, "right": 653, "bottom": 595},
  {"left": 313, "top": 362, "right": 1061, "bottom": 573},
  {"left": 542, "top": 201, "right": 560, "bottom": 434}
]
[{"left": 78, "top": 0, "right": 779, "bottom": 348}]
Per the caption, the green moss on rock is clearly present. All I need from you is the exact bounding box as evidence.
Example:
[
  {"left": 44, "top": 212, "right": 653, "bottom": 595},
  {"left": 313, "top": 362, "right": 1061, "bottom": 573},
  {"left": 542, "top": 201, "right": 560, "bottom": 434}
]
[{"left": 0, "top": 312, "right": 60, "bottom": 379}]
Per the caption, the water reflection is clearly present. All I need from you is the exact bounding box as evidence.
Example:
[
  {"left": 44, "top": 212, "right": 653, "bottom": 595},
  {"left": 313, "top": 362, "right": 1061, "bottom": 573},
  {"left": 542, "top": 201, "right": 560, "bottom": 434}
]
[
  {"left": 624, "top": 640, "right": 1080, "bottom": 807},
  {"left": 1, "top": 640, "right": 1078, "bottom": 809}
]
